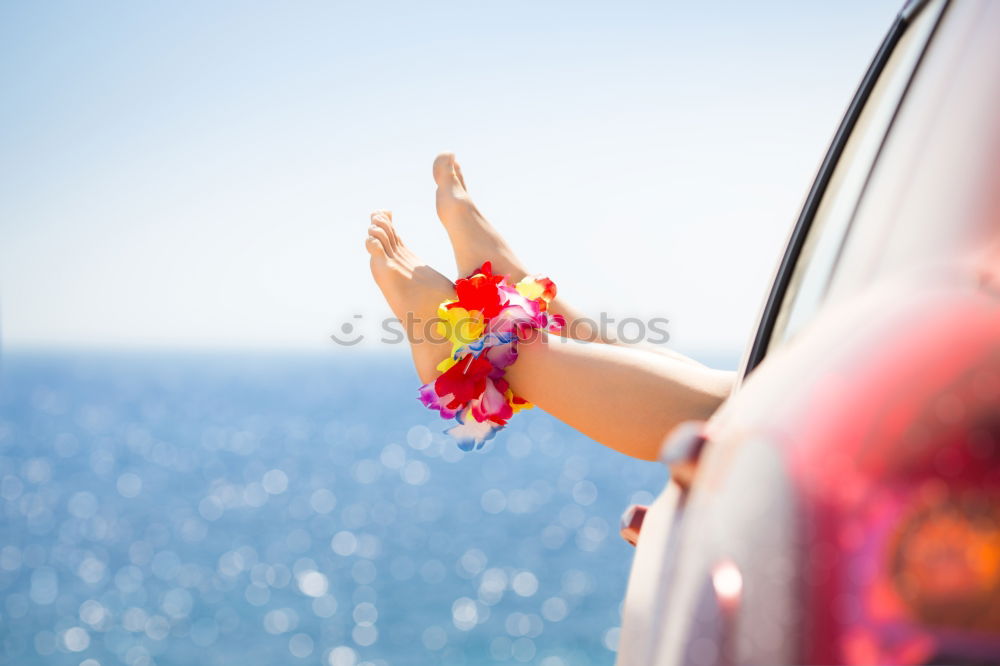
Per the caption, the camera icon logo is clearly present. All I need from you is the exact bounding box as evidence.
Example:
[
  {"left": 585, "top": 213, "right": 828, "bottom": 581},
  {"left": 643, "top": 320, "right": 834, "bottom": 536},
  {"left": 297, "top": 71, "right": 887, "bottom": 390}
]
[{"left": 330, "top": 315, "right": 364, "bottom": 346}]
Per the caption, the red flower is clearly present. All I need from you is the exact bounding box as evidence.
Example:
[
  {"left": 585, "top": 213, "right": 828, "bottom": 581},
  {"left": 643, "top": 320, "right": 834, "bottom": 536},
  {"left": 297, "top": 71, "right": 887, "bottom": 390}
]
[
  {"left": 447, "top": 261, "right": 507, "bottom": 319},
  {"left": 433, "top": 355, "right": 494, "bottom": 409},
  {"left": 470, "top": 261, "right": 494, "bottom": 278}
]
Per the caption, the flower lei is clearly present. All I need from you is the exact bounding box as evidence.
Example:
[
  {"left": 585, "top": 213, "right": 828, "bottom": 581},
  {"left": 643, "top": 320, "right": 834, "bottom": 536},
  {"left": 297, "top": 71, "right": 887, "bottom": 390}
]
[{"left": 418, "top": 262, "right": 564, "bottom": 450}]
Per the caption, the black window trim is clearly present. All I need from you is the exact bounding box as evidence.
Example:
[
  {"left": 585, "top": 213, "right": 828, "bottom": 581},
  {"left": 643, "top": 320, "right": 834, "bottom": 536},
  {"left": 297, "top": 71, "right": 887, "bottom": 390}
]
[{"left": 742, "top": 0, "right": 937, "bottom": 376}]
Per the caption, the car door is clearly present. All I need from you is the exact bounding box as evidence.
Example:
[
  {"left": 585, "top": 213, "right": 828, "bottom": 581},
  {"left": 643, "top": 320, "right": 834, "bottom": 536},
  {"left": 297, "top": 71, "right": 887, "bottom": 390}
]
[{"left": 617, "top": 2, "right": 952, "bottom": 664}]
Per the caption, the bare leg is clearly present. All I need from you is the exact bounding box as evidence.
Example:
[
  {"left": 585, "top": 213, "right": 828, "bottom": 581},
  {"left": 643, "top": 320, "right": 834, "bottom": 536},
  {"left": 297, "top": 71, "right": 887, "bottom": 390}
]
[
  {"left": 432, "top": 152, "right": 624, "bottom": 345},
  {"left": 507, "top": 334, "right": 733, "bottom": 461},
  {"left": 364, "top": 212, "right": 733, "bottom": 461},
  {"left": 432, "top": 152, "right": 704, "bottom": 367}
]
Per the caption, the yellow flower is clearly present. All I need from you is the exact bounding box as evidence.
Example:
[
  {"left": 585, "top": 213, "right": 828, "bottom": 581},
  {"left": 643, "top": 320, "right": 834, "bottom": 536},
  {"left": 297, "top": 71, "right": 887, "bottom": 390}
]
[
  {"left": 436, "top": 355, "right": 459, "bottom": 373},
  {"left": 514, "top": 276, "right": 556, "bottom": 302},
  {"left": 435, "top": 301, "right": 485, "bottom": 356},
  {"left": 505, "top": 389, "right": 534, "bottom": 413}
]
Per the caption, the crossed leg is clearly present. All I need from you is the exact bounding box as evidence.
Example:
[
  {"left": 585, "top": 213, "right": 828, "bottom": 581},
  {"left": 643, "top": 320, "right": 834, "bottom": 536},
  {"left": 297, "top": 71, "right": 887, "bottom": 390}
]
[{"left": 364, "top": 155, "right": 734, "bottom": 460}]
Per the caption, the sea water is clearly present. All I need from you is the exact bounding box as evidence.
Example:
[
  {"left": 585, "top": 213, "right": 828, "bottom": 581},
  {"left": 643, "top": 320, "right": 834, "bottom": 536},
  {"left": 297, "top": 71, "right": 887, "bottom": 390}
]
[{"left": 0, "top": 350, "right": 720, "bottom": 666}]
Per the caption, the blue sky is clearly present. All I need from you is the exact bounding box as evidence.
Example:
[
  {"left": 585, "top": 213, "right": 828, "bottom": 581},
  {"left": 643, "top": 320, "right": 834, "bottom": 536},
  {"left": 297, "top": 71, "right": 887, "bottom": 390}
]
[{"left": 0, "top": 1, "right": 900, "bottom": 356}]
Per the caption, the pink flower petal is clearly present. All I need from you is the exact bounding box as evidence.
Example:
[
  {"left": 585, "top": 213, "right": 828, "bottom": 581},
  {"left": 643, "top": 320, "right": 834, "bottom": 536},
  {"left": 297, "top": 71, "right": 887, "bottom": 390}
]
[
  {"left": 485, "top": 341, "right": 518, "bottom": 369},
  {"left": 469, "top": 378, "right": 513, "bottom": 424},
  {"left": 417, "top": 383, "right": 459, "bottom": 419}
]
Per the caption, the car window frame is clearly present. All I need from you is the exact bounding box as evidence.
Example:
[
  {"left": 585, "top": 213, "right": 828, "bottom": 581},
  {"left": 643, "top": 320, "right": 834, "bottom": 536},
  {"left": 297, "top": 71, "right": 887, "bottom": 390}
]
[{"left": 739, "top": 0, "right": 944, "bottom": 380}]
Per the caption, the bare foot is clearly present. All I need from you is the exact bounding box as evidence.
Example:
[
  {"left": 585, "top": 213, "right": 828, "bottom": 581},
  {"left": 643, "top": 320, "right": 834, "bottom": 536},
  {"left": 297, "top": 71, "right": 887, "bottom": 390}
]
[
  {"left": 432, "top": 153, "right": 626, "bottom": 344},
  {"left": 433, "top": 152, "right": 531, "bottom": 281},
  {"left": 366, "top": 210, "right": 455, "bottom": 384}
]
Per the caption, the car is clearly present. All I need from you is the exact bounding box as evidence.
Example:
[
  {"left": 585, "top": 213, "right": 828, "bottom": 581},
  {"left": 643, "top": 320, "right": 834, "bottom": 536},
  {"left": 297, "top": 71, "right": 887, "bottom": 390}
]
[{"left": 616, "top": 0, "right": 1000, "bottom": 663}]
